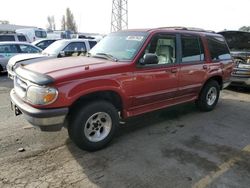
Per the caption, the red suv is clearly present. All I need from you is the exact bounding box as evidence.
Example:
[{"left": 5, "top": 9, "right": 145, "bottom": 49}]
[{"left": 10, "top": 27, "right": 234, "bottom": 151}]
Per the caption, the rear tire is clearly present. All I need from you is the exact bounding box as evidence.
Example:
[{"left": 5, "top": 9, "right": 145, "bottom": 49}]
[
  {"left": 196, "top": 80, "right": 220, "bottom": 112},
  {"left": 68, "top": 100, "right": 119, "bottom": 151}
]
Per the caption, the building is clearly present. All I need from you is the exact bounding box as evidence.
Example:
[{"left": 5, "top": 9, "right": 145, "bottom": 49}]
[{"left": 0, "top": 24, "right": 36, "bottom": 32}]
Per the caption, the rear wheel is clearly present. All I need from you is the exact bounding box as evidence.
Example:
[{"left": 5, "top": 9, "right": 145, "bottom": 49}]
[
  {"left": 68, "top": 100, "right": 119, "bottom": 151},
  {"left": 196, "top": 80, "right": 220, "bottom": 112}
]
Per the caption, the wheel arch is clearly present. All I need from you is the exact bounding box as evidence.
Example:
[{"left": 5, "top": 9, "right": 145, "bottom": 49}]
[
  {"left": 202, "top": 75, "right": 223, "bottom": 91},
  {"left": 67, "top": 90, "right": 124, "bottom": 120}
]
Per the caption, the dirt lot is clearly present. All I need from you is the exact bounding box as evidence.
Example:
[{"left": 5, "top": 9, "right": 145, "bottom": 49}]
[{"left": 0, "top": 73, "right": 250, "bottom": 188}]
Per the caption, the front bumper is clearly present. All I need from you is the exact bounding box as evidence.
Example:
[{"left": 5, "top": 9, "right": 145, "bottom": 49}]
[
  {"left": 230, "top": 76, "right": 250, "bottom": 87},
  {"left": 10, "top": 89, "right": 68, "bottom": 131},
  {"left": 7, "top": 65, "right": 15, "bottom": 79}
]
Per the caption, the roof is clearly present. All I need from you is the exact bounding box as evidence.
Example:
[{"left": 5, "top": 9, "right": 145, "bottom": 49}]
[
  {"left": 0, "top": 41, "right": 32, "bottom": 45},
  {"left": 218, "top": 30, "right": 250, "bottom": 34},
  {"left": 0, "top": 24, "right": 36, "bottom": 32},
  {"left": 121, "top": 26, "right": 218, "bottom": 35}
]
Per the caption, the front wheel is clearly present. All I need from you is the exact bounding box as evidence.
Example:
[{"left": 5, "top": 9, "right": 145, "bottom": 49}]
[
  {"left": 196, "top": 80, "right": 220, "bottom": 112},
  {"left": 68, "top": 100, "right": 119, "bottom": 151}
]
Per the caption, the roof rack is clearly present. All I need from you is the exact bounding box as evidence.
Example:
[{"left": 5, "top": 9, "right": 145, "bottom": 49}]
[
  {"left": 156, "top": 26, "right": 215, "bottom": 33},
  {"left": 0, "top": 31, "right": 16, "bottom": 34}
]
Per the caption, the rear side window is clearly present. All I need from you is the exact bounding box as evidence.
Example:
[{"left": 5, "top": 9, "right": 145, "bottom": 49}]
[
  {"left": 36, "top": 40, "right": 55, "bottom": 49},
  {"left": 17, "top": 35, "right": 27, "bottom": 41},
  {"left": 0, "top": 44, "right": 18, "bottom": 53},
  {"left": 35, "top": 31, "right": 47, "bottom": 38},
  {"left": 89, "top": 41, "right": 97, "bottom": 49},
  {"left": 0, "top": 35, "right": 15, "bottom": 41},
  {"left": 64, "top": 42, "right": 86, "bottom": 52},
  {"left": 207, "top": 36, "right": 231, "bottom": 61},
  {"left": 181, "top": 35, "right": 204, "bottom": 63}
]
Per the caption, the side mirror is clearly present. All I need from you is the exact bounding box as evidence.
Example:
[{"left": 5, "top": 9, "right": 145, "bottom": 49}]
[
  {"left": 140, "top": 53, "right": 158, "bottom": 65},
  {"left": 59, "top": 51, "right": 65, "bottom": 57}
]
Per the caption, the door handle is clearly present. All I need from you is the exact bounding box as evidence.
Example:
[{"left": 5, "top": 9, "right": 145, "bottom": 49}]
[
  {"left": 171, "top": 68, "right": 178, "bottom": 73},
  {"left": 203, "top": 65, "right": 208, "bottom": 70}
]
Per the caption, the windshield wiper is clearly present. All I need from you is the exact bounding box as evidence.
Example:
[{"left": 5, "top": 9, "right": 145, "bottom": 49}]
[{"left": 93, "top": 53, "right": 118, "bottom": 62}]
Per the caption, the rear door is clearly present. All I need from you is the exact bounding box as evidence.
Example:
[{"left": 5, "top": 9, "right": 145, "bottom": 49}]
[{"left": 178, "top": 34, "right": 208, "bottom": 97}]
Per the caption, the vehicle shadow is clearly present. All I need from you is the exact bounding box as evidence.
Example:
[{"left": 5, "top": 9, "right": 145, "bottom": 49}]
[
  {"left": 226, "top": 85, "right": 250, "bottom": 94},
  {"left": 65, "top": 102, "right": 199, "bottom": 187}
]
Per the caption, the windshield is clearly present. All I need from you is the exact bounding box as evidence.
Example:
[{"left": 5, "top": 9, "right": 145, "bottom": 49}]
[
  {"left": 219, "top": 31, "right": 250, "bottom": 51},
  {"left": 42, "top": 40, "right": 67, "bottom": 55},
  {"left": 89, "top": 31, "right": 148, "bottom": 61}
]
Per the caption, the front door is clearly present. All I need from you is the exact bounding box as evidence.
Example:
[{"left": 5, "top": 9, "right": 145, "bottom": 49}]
[{"left": 132, "top": 33, "right": 179, "bottom": 114}]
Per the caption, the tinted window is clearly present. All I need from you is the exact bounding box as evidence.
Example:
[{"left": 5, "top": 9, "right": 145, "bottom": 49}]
[
  {"left": 207, "top": 36, "right": 231, "bottom": 61},
  {"left": 36, "top": 41, "right": 47, "bottom": 49},
  {"left": 0, "top": 44, "right": 18, "bottom": 53},
  {"left": 181, "top": 35, "right": 204, "bottom": 63},
  {"left": 0, "top": 35, "right": 15, "bottom": 41},
  {"left": 17, "top": 35, "right": 27, "bottom": 42},
  {"left": 36, "top": 40, "right": 55, "bottom": 50},
  {"left": 35, "top": 31, "right": 47, "bottom": 38},
  {"left": 19, "top": 45, "right": 41, "bottom": 53},
  {"left": 63, "top": 42, "right": 86, "bottom": 52},
  {"left": 143, "top": 34, "right": 176, "bottom": 65},
  {"left": 89, "top": 41, "right": 97, "bottom": 49}
]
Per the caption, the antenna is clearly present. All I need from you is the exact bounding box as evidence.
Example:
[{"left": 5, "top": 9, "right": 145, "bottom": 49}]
[{"left": 111, "top": 0, "right": 128, "bottom": 32}]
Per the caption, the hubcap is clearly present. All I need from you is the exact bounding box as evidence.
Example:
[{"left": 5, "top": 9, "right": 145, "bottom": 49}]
[
  {"left": 206, "top": 87, "right": 217, "bottom": 106},
  {"left": 84, "top": 112, "right": 112, "bottom": 142}
]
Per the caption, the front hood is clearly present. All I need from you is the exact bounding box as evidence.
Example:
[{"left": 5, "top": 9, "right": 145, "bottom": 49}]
[
  {"left": 24, "top": 56, "right": 126, "bottom": 81},
  {"left": 8, "top": 53, "right": 47, "bottom": 67},
  {"left": 231, "top": 51, "right": 250, "bottom": 56}
]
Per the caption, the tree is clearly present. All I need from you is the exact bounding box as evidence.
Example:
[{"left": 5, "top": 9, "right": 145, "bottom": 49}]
[
  {"left": 239, "top": 26, "right": 250, "bottom": 32},
  {"left": 61, "top": 8, "right": 77, "bottom": 32},
  {"left": 61, "top": 15, "right": 66, "bottom": 31},
  {"left": 47, "top": 16, "right": 56, "bottom": 30}
]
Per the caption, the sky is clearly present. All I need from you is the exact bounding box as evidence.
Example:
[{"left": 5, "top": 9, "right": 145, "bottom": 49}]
[{"left": 0, "top": 0, "right": 249, "bottom": 34}]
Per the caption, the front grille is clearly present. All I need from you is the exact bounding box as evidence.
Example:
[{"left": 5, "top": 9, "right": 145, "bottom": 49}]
[
  {"left": 14, "top": 76, "right": 28, "bottom": 99},
  {"left": 232, "top": 68, "right": 250, "bottom": 78}
]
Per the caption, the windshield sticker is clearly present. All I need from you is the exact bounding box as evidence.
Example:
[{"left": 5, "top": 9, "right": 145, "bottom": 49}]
[{"left": 126, "top": 36, "right": 144, "bottom": 41}]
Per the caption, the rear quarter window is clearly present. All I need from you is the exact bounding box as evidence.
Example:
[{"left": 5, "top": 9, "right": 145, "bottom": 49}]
[
  {"left": 17, "top": 35, "right": 27, "bottom": 42},
  {"left": 207, "top": 36, "right": 231, "bottom": 61},
  {"left": 89, "top": 41, "right": 97, "bottom": 49}
]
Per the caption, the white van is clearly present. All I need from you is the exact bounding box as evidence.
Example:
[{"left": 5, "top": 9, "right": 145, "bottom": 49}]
[{"left": 16, "top": 28, "right": 47, "bottom": 42}]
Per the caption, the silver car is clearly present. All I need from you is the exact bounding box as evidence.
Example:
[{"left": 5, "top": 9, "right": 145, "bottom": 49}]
[
  {"left": 0, "top": 42, "right": 42, "bottom": 72},
  {"left": 7, "top": 39, "right": 97, "bottom": 78}
]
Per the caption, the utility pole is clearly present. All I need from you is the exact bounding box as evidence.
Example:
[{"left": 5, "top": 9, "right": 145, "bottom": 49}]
[{"left": 111, "top": 0, "right": 128, "bottom": 32}]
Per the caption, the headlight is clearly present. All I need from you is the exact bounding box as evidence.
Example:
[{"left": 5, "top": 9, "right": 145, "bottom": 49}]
[{"left": 26, "top": 85, "right": 58, "bottom": 105}]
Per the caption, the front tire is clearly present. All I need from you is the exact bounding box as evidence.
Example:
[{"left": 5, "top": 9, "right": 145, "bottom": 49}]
[
  {"left": 196, "top": 80, "right": 220, "bottom": 112},
  {"left": 68, "top": 100, "right": 119, "bottom": 151}
]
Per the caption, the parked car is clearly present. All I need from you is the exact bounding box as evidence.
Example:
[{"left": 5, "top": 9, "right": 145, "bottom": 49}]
[
  {"left": 218, "top": 31, "right": 250, "bottom": 87},
  {"left": 0, "top": 42, "right": 42, "bottom": 72},
  {"left": 16, "top": 28, "right": 47, "bottom": 42},
  {"left": 0, "top": 33, "right": 30, "bottom": 42},
  {"left": 10, "top": 27, "right": 234, "bottom": 151},
  {"left": 7, "top": 39, "right": 98, "bottom": 78},
  {"left": 32, "top": 39, "right": 58, "bottom": 50}
]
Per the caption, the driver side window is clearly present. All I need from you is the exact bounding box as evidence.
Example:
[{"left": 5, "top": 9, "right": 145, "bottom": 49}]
[{"left": 143, "top": 34, "right": 176, "bottom": 65}]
